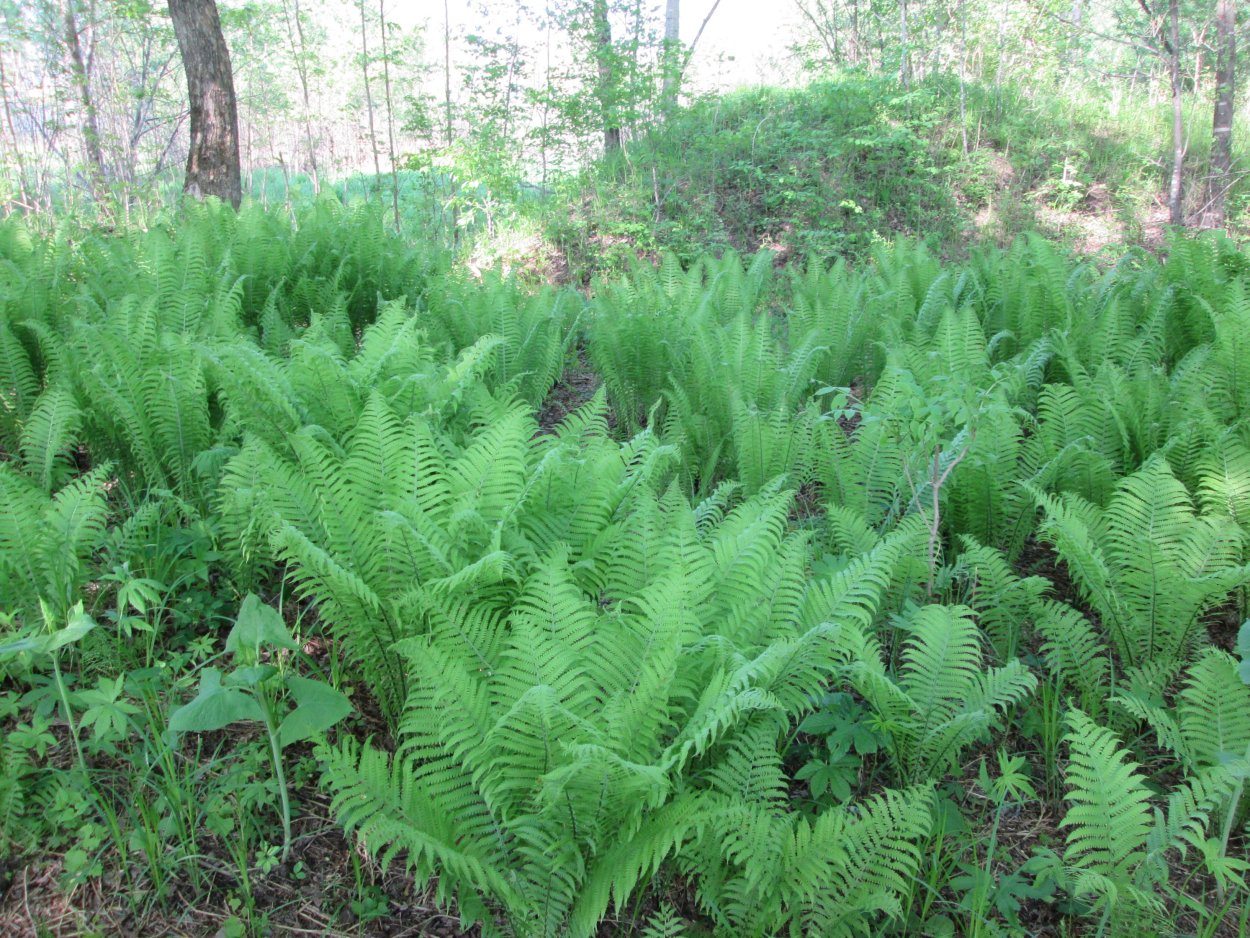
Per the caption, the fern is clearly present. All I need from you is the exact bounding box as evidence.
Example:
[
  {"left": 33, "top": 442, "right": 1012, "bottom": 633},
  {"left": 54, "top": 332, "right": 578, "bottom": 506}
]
[
  {"left": 19, "top": 383, "right": 82, "bottom": 492},
  {"left": 1060, "top": 709, "right": 1237, "bottom": 925},
  {"left": 319, "top": 488, "right": 929, "bottom": 937},
  {"left": 1034, "top": 455, "right": 1250, "bottom": 671},
  {"left": 847, "top": 604, "right": 1036, "bottom": 783},
  {"left": 1115, "top": 648, "right": 1250, "bottom": 838},
  {"left": 0, "top": 463, "right": 112, "bottom": 621}
]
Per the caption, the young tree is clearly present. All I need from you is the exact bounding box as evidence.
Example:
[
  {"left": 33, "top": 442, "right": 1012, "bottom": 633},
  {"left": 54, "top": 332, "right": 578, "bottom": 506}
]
[
  {"left": 1202, "top": 0, "right": 1235, "bottom": 228},
  {"left": 662, "top": 0, "right": 678, "bottom": 110},
  {"left": 443, "top": 0, "right": 453, "bottom": 145},
  {"left": 593, "top": 0, "right": 621, "bottom": 152},
  {"left": 898, "top": 0, "right": 911, "bottom": 89},
  {"left": 279, "top": 0, "right": 319, "bottom": 193},
  {"left": 60, "top": 0, "right": 106, "bottom": 195},
  {"left": 357, "top": 0, "right": 382, "bottom": 183},
  {"left": 377, "top": 0, "right": 400, "bottom": 229},
  {"left": 1166, "top": 0, "right": 1183, "bottom": 225},
  {"left": 167, "top": 0, "right": 241, "bottom": 207}
]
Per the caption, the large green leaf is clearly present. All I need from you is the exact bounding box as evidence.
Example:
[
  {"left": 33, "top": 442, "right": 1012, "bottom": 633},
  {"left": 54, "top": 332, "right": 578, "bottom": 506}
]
[
  {"left": 225, "top": 594, "right": 299, "bottom": 662},
  {"left": 169, "top": 668, "right": 264, "bottom": 733},
  {"left": 277, "top": 675, "right": 353, "bottom": 748}
]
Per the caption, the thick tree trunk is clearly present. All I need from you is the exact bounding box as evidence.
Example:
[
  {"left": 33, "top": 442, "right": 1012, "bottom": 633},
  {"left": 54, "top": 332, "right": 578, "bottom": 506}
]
[
  {"left": 594, "top": 0, "right": 620, "bottom": 153},
  {"left": 62, "top": 0, "right": 107, "bottom": 195},
  {"left": 167, "top": 0, "right": 241, "bottom": 208},
  {"left": 1202, "top": 0, "right": 1235, "bottom": 229},
  {"left": 1167, "top": 0, "right": 1184, "bottom": 226}
]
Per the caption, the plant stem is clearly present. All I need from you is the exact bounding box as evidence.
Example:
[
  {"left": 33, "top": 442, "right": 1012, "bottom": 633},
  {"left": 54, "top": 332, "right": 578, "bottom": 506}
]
[
  {"left": 1214, "top": 745, "right": 1248, "bottom": 901},
  {"left": 52, "top": 654, "right": 88, "bottom": 775},
  {"left": 262, "top": 698, "right": 293, "bottom": 862}
]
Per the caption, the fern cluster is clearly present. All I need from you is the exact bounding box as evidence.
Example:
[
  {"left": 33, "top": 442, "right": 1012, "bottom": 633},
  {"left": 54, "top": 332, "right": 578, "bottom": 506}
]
[
  {"left": 4, "top": 200, "right": 1250, "bottom": 934},
  {"left": 321, "top": 477, "right": 937, "bottom": 937}
]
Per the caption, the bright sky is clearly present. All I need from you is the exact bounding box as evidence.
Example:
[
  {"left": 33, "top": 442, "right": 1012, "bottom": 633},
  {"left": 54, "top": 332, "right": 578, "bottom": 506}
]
[
  {"left": 391, "top": 0, "right": 803, "bottom": 93},
  {"left": 674, "top": 0, "right": 803, "bottom": 87}
]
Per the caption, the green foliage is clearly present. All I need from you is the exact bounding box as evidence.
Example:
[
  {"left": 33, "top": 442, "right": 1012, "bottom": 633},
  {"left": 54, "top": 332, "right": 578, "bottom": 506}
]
[
  {"left": 1116, "top": 648, "right": 1250, "bottom": 777},
  {"left": 847, "top": 604, "right": 1036, "bottom": 783},
  {"left": 0, "top": 464, "right": 111, "bottom": 622},
  {"left": 3, "top": 197, "right": 1250, "bottom": 935},
  {"left": 170, "top": 595, "right": 351, "bottom": 860},
  {"left": 320, "top": 487, "right": 933, "bottom": 937},
  {"left": 1059, "top": 709, "right": 1239, "bottom": 927},
  {"left": 1034, "top": 456, "right": 1250, "bottom": 671},
  {"left": 170, "top": 595, "right": 350, "bottom": 749}
]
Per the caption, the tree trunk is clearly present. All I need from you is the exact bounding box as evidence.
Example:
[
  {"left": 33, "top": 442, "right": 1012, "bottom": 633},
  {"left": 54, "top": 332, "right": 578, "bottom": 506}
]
[
  {"left": 358, "top": 0, "right": 382, "bottom": 186},
  {"left": 443, "top": 0, "right": 453, "bottom": 145},
  {"left": 958, "top": 0, "right": 968, "bottom": 156},
  {"left": 0, "top": 51, "right": 33, "bottom": 212},
  {"left": 540, "top": 2, "right": 554, "bottom": 186},
  {"left": 662, "top": 0, "right": 679, "bottom": 111},
  {"left": 1167, "top": 0, "right": 1184, "bottom": 226},
  {"left": 674, "top": 1, "right": 723, "bottom": 100},
  {"left": 851, "top": 0, "right": 860, "bottom": 65},
  {"left": 442, "top": 0, "right": 457, "bottom": 246},
  {"left": 377, "top": 0, "right": 400, "bottom": 229},
  {"left": 1203, "top": 0, "right": 1235, "bottom": 229},
  {"left": 62, "top": 0, "right": 107, "bottom": 195},
  {"left": 167, "top": 0, "right": 242, "bottom": 208},
  {"left": 594, "top": 0, "right": 620, "bottom": 153},
  {"left": 898, "top": 0, "right": 911, "bottom": 90},
  {"left": 280, "top": 0, "right": 320, "bottom": 193}
]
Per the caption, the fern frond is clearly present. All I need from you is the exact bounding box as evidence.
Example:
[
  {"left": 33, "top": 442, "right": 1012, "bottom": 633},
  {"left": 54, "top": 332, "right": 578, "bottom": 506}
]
[
  {"left": 1060, "top": 710, "right": 1153, "bottom": 884},
  {"left": 19, "top": 383, "right": 81, "bottom": 493}
]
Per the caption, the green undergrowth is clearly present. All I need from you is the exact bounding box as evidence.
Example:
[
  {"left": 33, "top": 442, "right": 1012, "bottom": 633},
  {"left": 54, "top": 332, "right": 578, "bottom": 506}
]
[
  {"left": 537, "top": 74, "right": 1248, "bottom": 281},
  {"left": 1, "top": 197, "right": 1250, "bottom": 937}
]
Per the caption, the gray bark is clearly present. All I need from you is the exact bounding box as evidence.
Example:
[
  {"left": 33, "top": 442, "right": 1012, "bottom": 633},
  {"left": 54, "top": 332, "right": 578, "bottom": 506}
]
[
  {"left": 1167, "top": 0, "right": 1184, "bottom": 226},
  {"left": 62, "top": 0, "right": 107, "bottom": 194},
  {"left": 662, "top": 0, "right": 680, "bottom": 110},
  {"left": 1202, "top": 0, "right": 1235, "bottom": 228},
  {"left": 594, "top": 0, "right": 621, "bottom": 153}
]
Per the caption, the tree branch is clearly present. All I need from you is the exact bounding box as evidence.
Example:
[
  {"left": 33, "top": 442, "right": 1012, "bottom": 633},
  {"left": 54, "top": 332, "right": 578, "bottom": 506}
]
[
  {"left": 677, "top": 0, "right": 724, "bottom": 87},
  {"left": 1135, "top": 0, "right": 1173, "bottom": 56},
  {"left": 794, "top": 0, "right": 839, "bottom": 63}
]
